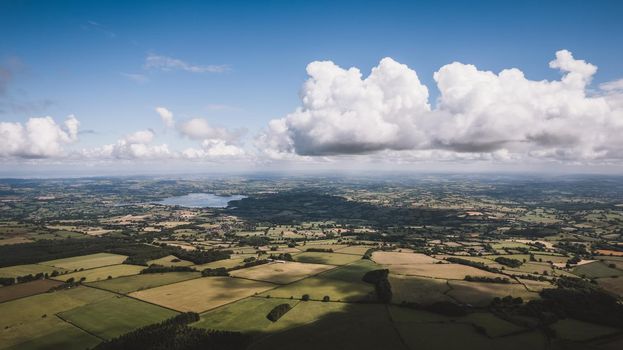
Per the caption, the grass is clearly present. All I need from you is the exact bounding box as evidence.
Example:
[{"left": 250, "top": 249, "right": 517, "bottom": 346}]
[
  {"left": 372, "top": 251, "right": 440, "bottom": 265},
  {"left": 58, "top": 295, "right": 178, "bottom": 340},
  {"left": 2, "top": 317, "right": 101, "bottom": 350},
  {"left": 129, "top": 276, "right": 276, "bottom": 312},
  {"left": 293, "top": 252, "right": 362, "bottom": 265},
  {"left": 317, "top": 259, "right": 380, "bottom": 282},
  {"left": 0, "top": 279, "right": 64, "bottom": 303},
  {"left": 52, "top": 264, "right": 144, "bottom": 283},
  {"left": 447, "top": 280, "right": 538, "bottom": 307},
  {"left": 550, "top": 318, "right": 620, "bottom": 341},
  {"left": 229, "top": 261, "right": 334, "bottom": 284},
  {"left": 333, "top": 245, "right": 374, "bottom": 256},
  {"left": 572, "top": 261, "right": 623, "bottom": 278},
  {"left": 596, "top": 277, "right": 623, "bottom": 297},
  {"left": 41, "top": 253, "right": 128, "bottom": 270},
  {"left": 0, "top": 286, "right": 114, "bottom": 349},
  {"left": 251, "top": 302, "right": 406, "bottom": 350},
  {"left": 193, "top": 297, "right": 299, "bottom": 333},
  {"left": 88, "top": 271, "right": 201, "bottom": 294},
  {"left": 0, "top": 264, "right": 67, "bottom": 278},
  {"left": 258, "top": 276, "right": 374, "bottom": 302},
  {"left": 388, "top": 263, "right": 506, "bottom": 280},
  {"left": 389, "top": 275, "right": 453, "bottom": 304},
  {"left": 194, "top": 257, "right": 245, "bottom": 270}
]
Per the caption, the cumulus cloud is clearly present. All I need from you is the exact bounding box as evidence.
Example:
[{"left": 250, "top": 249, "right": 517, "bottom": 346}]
[
  {"left": 0, "top": 115, "right": 79, "bottom": 158},
  {"left": 176, "top": 117, "right": 244, "bottom": 143},
  {"left": 83, "top": 129, "right": 173, "bottom": 160},
  {"left": 155, "top": 107, "right": 174, "bottom": 128},
  {"left": 259, "top": 50, "right": 623, "bottom": 163},
  {"left": 182, "top": 139, "right": 245, "bottom": 159},
  {"left": 144, "top": 54, "right": 229, "bottom": 73}
]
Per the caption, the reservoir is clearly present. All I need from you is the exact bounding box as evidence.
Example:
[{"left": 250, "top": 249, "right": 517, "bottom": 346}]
[{"left": 154, "top": 193, "right": 247, "bottom": 208}]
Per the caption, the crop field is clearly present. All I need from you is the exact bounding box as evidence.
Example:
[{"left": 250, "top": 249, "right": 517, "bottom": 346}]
[
  {"left": 372, "top": 251, "right": 440, "bottom": 265},
  {"left": 193, "top": 297, "right": 300, "bottom": 333},
  {"left": 259, "top": 276, "right": 374, "bottom": 302},
  {"left": 41, "top": 253, "right": 128, "bottom": 270},
  {"left": 293, "top": 252, "right": 362, "bottom": 265},
  {"left": 0, "top": 286, "right": 114, "bottom": 349},
  {"left": 0, "top": 279, "right": 63, "bottom": 303},
  {"left": 389, "top": 275, "right": 453, "bottom": 304},
  {"left": 517, "top": 278, "right": 555, "bottom": 292},
  {"left": 130, "top": 276, "right": 276, "bottom": 312},
  {"left": 596, "top": 277, "right": 623, "bottom": 296},
  {"left": 53, "top": 264, "right": 144, "bottom": 283},
  {"left": 146, "top": 255, "right": 194, "bottom": 267},
  {"left": 58, "top": 295, "right": 178, "bottom": 340},
  {"left": 229, "top": 261, "right": 335, "bottom": 284},
  {"left": 388, "top": 263, "right": 506, "bottom": 280},
  {"left": 317, "top": 259, "right": 380, "bottom": 282},
  {"left": 0, "top": 264, "right": 67, "bottom": 278},
  {"left": 88, "top": 271, "right": 201, "bottom": 294},
  {"left": 447, "top": 280, "right": 538, "bottom": 306},
  {"left": 506, "top": 262, "right": 556, "bottom": 275}
]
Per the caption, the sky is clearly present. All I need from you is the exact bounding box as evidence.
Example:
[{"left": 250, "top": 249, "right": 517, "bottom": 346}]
[{"left": 1, "top": 0, "right": 623, "bottom": 176}]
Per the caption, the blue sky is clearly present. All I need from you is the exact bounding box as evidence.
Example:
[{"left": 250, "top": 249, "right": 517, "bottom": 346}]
[{"left": 1, "top": 0, "right": 623, "bottom": 174}]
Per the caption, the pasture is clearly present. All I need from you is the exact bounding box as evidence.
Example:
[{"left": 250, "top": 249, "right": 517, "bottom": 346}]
[
  {"left": 130, "top": 276, "right": 276, "bottom": 312},
  {"left": 58, "top": 295, "right": 178, "bottom": 340},
  {"left": 293, "top": 252, "right": 362, "bottom": 265},
  {"left": 88, "top": 271, "right": 201, "bottom": 294},
  {"left": 41, "top": 252, "right": 128, "bottom": 270},
  {"left": 388, "top": 263, "right": 506, "bottom": 280},
  {"left": 0, "top": 286, "right": 113, "bottom": 349},
  {"left": 550, "top": 318, "right": 620, "bottom": 341},
  {"left": 389, "top": 275, "right": 453, "bottom": 304},
  {"left": 372, "top": 251, "right": 440, "bottom": 265},
  {"left": 53, "top": 264, "right": 144, "bottom": 283},
  {"left": 334, "top": 245, "right": 374, "bottom": 255},
  {"left": 229, "top": 261, "right": 334, "bottom": 284},
  {"left": 0, "top": 264, "right": 67, "bottom": 278},
  {"left": 193, "top": 297, "right": 299, "bottom": 333},
  {"left": 447, "top": 280, "right": 538, "bottom": 306},
  {"left": 572, "top": 261, "right": 623, "bottom": 278}
]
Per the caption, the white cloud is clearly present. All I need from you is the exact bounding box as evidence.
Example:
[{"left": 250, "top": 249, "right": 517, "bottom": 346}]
[
  {"left": 155, "top": 107, "right": 174, "bottom": 128},
  {"left": 0, "top": 115, "right": 79, "bottom": 158},
  {"left": 84, "top": 129, "right": 172, "bottom": 160},
  {"left": 600, "top": 78, "right": 623, "bottom": 92},
  {"left": 144, "top": 54, "right": 229, "bottom": 73},
  {"left": 176, "top": 117, "right": 244, "bottom": 142},
  {"left": 259, "top": 50, "right": 623, "bottom": 163},
  {"left": 182, "top": 139, "right": 245, "bottom": 159}
]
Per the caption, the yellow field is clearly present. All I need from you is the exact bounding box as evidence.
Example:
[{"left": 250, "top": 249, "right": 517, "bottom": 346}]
[
  {"left": 447, "top": 280, "right": 538, "bottom": 306},
  {"left": 388, "top": 263, "right": 506, "bottom": 280},
  {"left": 41, "top": 253, "right": 128, "bottom": 270},
  {"left": 147, "top": 255, "right": 194, "bottom": 267},
  {"left": 52, "top": 264, "right": 144, "bottom": 283},
  {"left": 0, "top": 264, "right": 67, "bottom": 278},
  {"left": 129, "top": 277, "right": 276, "bottom": 312},
  {"left": 229, "top": 261, "right": 334, "bottom": 284},
  {"left": 372, "top": 252, "right": 440, "bottom": 265}
]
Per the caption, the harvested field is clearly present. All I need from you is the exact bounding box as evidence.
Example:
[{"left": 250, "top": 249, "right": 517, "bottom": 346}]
[
  {"left": 194, "top": 257, "right": 245, "bottom": 270},
  {"left": 0, "top": 264, "right": 67, "bottom": 278},
  {"left": 130, "top": 277, "right": 275, "bottom": 312},
  {"left": 0, "top": 279, "right": 63, "bottom": 303},
  {"left": 89, "top": 272, "right": 201, "bottom": 294},
  {"left": 333, "top": 245, "right": 375, "bottom": 256},
  {"left": 146, "top": 255, "right": 194, "bottom": 267},
  {"left": 229, "top": 261, "right": 334, "bottom": 284},
  {"left": 389, "top": 275, "right": 453, "bottom": 304},
  {"left": 259, "top": 276, "right": 374, "bottom": 302}
]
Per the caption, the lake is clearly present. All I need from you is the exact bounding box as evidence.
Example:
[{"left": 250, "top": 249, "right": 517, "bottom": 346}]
[{"left": 153, "top": 193, "right": 247, "bottom": 208}]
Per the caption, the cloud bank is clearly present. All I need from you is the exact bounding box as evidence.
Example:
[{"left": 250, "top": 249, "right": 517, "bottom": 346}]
[
  {"left": 260, "top": 50, "right": 623, "bottom": 163},
  {"left": 0, "top": 115, "right": 79, "bottom": 158}
]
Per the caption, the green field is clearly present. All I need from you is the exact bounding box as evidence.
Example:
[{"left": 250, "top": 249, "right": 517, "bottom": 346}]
[
  {"left": 193, "top": 297, "right": 299, "bottom": 333},
  {"left": 550, "top": 318, "right": 620, "bottom": 341},
  {"left": 0, "top": 264, "right": 67, "bottom": 278},
  {"left": 52, "top": 264, "right": 144, "bottom": 283},
  {"left": 58, "top": 295, "right": 178, "bottom": 340},
  {"left": 259, "top": 276, "right": 374, "bottom": 302},
  {"left": 88, "top": 271, "right": 201, "bottom": 294},
  {"left": 41, "top": 253, "right": 128, "bottom": 270},
  {"left": 572, "top": 261, "right": 623, "bottom": 278},
  {"left": 0, "top": 286, "right": 114, "bottom": 349},
  {"left": 293, "top": 252, "right": 362, "bottom": 265},
  {"left": 146, "top": 255, "right": 194, "bottom": 267}
]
